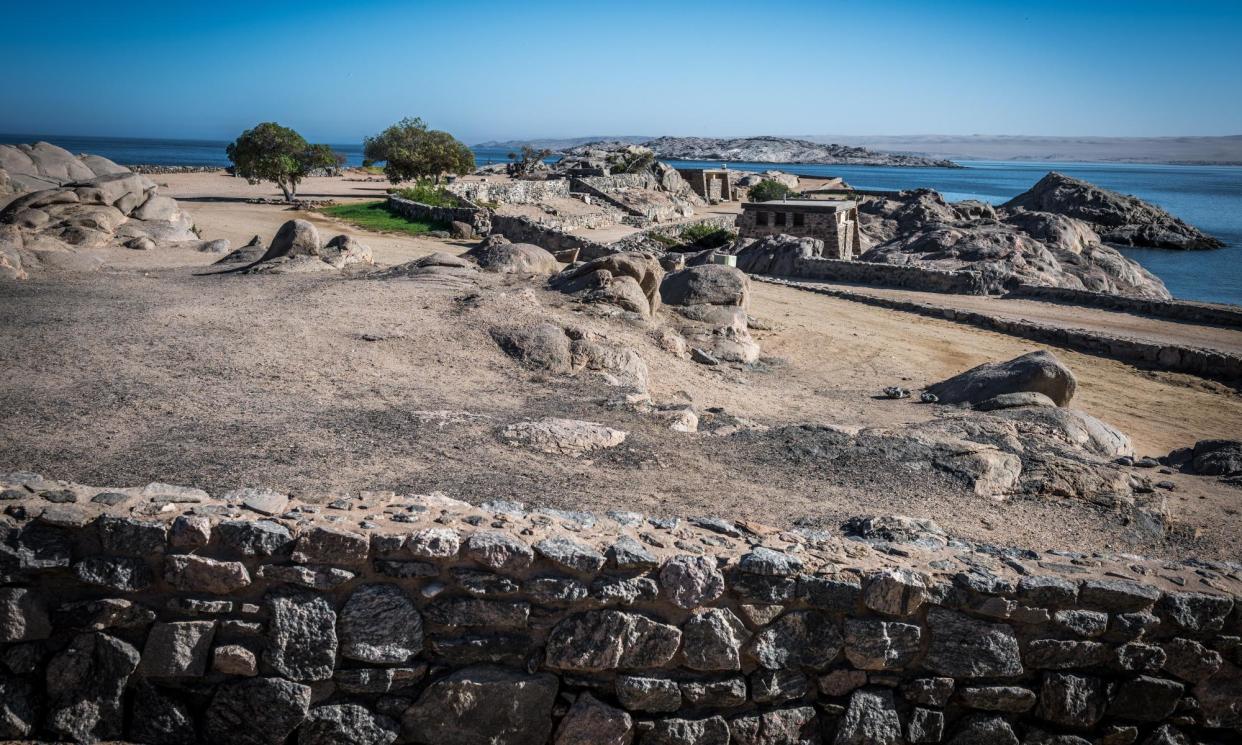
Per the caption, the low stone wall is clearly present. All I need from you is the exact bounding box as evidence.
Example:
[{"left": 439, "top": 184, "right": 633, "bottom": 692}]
[
  {"left": 446, "top": 179, "right": 571, "bottom": 206},
  {"left": 1009, "top": 284, "right": 1242, "bottom": 330},
  {"left": 386, "top": 195, "right": 491, "bottom": 235},
  {"left": 790, "top": 257, "right": 990, "bottom": 295},
  {"left": 760, "top": 276, "right": 1242, "bottom": 381},
  {"left": 488, "top": 214, "right": 614, "bottom": 260},
  {"left": 2, "top": 473, "right": 1240, "bottom": 744}
]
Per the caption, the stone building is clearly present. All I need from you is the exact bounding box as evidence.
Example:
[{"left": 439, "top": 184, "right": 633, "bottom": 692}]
[
  {"left": 737, "top": 199, "right": 862, "bottom": 259},
  {"left": 676, "top": 168, "right": 736, "bottom": 203}
]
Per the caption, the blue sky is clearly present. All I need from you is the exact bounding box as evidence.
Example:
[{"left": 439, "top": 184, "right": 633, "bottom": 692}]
[{"left": 2, "top": 0, "right": 1239, "bottom": 143}]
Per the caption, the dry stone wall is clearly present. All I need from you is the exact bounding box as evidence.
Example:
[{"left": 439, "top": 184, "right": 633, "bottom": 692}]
[
  {"left": 790, "top": 257, "right": 989, "bottom": 295},
  {"left": 2, "top": 473, "right": 1241, "bottom": 744}
]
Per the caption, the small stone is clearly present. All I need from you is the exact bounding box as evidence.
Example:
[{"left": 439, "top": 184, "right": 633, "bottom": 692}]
[
  {"left": 265, "top": 589, "right": 338, "bottom": 681},
  {"left": 682, "top": 607, "right": 749, "bottom": 671},
  {"left": 606, "top": 535, "right": 658, "bottom": 570},
  {"left": 843, "top": 619, "right": 921, "bottom": 670},
  {"left": 298, "top": 704, "right": 399, "bottom": 745},
  {"left": 1018, "top": 575, "right": 1079, "bottom": 606},
  {"left": 129, "top": 681, "right": 196, "bottom": 745},
  {"left": 660, "top": 555, "right": 725, "bottom": 608},
  {"left": 1037, "top": 672, "right": 1109, "bottom": 728},
  {"left": 642, "top": 716, "right": 730, "bottom": 745},
  {"left": 545, "top": 610, "right": 681, "bottom": 672},
  {"left": 403, "top": 666, "right": 558, "bottom": 745},
  {"left": 1054, "top": 609, "right": 1109, "bottom": 637},
  {"left": 1107, "top": 675, "right": 1183, "bottom": 721},
  {"left": 862, "top": 568, "right": 929, "bottom": 617},
  {"left": 906, "top": 708, "right": 944, "bottom": 743},
  {"left": 957, "top": 685, "right": 1037, "bottom": 712},
  {"left": 41, "top": 489, "right": 78, "bottom": 503},
  {"left": 73, "top": 556, "right": 153, "bottom": 591},
  {"left": 217, "top": 519, "right": 294, "bottom": 556},
  {"left": 901, "top": 677, "right": 955, "bottom": 707},
  {"left": 91, "top": 491, "right": 130, "bottom": 506},
  {"left": 1079, "top": 578, "right": 1160, "bottom": 612},
  {"left": 46, "top": 632, "right": 141, "bottom": 741},
  {"left": 228, "top": 487, "right": 289, "bottom": 516},
  {"left": 375, "top": 559, "right": 438, "bottom": 579},
  {"left": 139, "top": 620, "right": 216, "bottom": 677},
  {"left": 204, "top": 677, "right": 312, "bottom": 745},
  {"left": 169, "top": 515, "right": 212, "bottom": 548},
  {"left": 819, "top": 669, "right": 868, "bottom": 697},
  {"left": 799, "top": 575, "right": 862, "bottom": 611},
  {"left": 738, "top": 547, "right": 803, "bottom": 576},
  {"left": 948, "top": 713, "right": 1018, "bottom": 745},
  {"left": 1157, "top": 591, "right": 1233, "bottom": 632},
  {"left": 142, "top": 482, "right": 209, "bottom": 503},
  {"left": 0, "top": 587, "right": 50, "bottom": 642},
  {"left": 407, "top": 527, "right": 460, "bottom": 559},
  {"left": 424, "top": 597, "right": 529, "bottom": 628},
  {"left": 39, "top": 504, "right": 92, "bottom": 527},
  {"left": 465, "top": 531, "right": 534, "bottom": 572},
  {"left": 752, "top": 668, "right": 809, "bottom": 703},
  {"left": 1025, "top": 640, "right": 1111, "bottom": 669},
  {"left": 164, "top": 554, "right": 251, "bottom": 593},
  {"left": 747, "top": 610, "right": 843, "bottom": 671},
  {"left": 339, "top": 584, "right": 422, "bottom": 663},
  {"left": 591, "top": 574, "right": 660, "bottom": 605},
  {"left": 739, "top": 603, "right": 787, "bottom": 626},
  {"left": 96, "top": 515, "right": 168, "bottom": 556},
  {"left": 0, "top": 673, "right": 36, "bottom": 738},
  {"left": 257, "top": 563, "right": 356, "bottom": 589},
  {"left": 536, "top": 537, "right": 606, "bottom": 573},
  {"left": 680, "top": 678, "right": 747, "bottom": 708},
  {"left": 525, "top": 576, "right": 589, "bottom": 604},
  {"left": 924, "top": 608, "right": 1022, "bottom": 678},
  {"left": 555, "top": 692, "right": 633, "bottom": 745},
  {"left": 1114, "top": 642, "right": 1166, "bottom": 672},
  {"left": 1161, "top": 637, "right": 1222, "bottom": 682},
  {"left": 293, "top": 526, "right": 370, "bottom": 566},
  {"left": 834, "top": 688, "right": 902, "bottom": 744},
  {"left": 213, "top": 644, "right": 258, "bottom": 676},
  {"left": 617, "top": 674, "right": 681, "bottom": 712}
]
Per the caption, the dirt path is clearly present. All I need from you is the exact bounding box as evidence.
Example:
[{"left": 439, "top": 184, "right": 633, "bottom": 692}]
[{"left": 781, "top": 280, "right": 1242, "bottom": 355}]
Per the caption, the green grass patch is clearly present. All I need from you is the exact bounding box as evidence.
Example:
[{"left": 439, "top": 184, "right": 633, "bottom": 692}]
[
  {"left": 389, "top": 181, "right": 460, "bottom": 208},
  {"left": 320, "top": 201, "right": 449, "bottom": 237}
]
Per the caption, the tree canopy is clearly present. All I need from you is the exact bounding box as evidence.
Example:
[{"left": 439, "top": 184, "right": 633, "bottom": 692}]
[
  {"left": 747, "top": 179, "right": 796, "bottom": 202},
  {"left": 363, "top": 117, "right": 475, "bottom": 184},
  {"left": 225, "top": 122, "right": 339, "bottom": 202}
]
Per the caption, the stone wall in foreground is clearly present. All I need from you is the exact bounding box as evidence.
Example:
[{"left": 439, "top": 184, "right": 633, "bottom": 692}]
[{"left": 2, "top": 474, "right": 1241, "bottom": 744}]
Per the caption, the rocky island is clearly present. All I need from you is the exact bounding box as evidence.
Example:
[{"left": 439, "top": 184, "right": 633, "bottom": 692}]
[{"left": 567, "top": 136, "right": 961, "bottom": 168}]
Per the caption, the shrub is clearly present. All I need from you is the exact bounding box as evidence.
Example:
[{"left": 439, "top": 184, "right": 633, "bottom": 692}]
[
  {"left": 748, "top": 179, "right": 796, "bottom": 202},
  {"left": 363, "top": 117, "right": 475, "bottom": 184},
  {"left": 226, "top": 122, "right": 341, "bottom": 202},
  {"left": 390, "top": 181, "right": 459, "bottom": 208},
  {"left": 680, "top": 223, "right": 735, "bottom": 247},
  {"left": 320, "top": 201, "right": 449, "bottom": 237}
]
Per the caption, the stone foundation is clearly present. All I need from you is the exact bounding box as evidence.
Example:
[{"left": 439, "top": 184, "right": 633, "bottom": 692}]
[
  {"left": 2, "top": 473, "right": 1240, "bottom": 744},
  {"left": 789, "top": 257, "right": 989, "bottom": 295}
]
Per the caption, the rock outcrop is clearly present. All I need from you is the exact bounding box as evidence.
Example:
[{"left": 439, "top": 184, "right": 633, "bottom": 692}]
[
  {"left": 1002, "top": 172, "right": 1223, "bottom": 250},
  {"left": 568, "top": 136, "right": 960, "bottom": 168},
  {"left": 212, "top": 220, "right": 373, "bottom": 275},
  {"left": 0, "top": 143, "right": 211, "bottom": 278},
  {"left": 464, "top": 238, "right": 560, "bottom": 275},
  {"left": 551, "top": 252, "right": 665, "bottom": 318},
  {"left": 660, "top": 264, "right": 761, "bottom": 365},
  {"left": 858, "top": 189, "right": 1172, "bottom": 299}
]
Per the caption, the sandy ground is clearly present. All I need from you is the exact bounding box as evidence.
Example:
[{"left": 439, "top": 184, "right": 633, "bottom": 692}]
[{"left": 2, "top": 172, "right": 1241, "bottom": 561}]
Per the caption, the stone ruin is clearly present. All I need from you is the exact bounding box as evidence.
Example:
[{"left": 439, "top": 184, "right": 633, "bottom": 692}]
[{"left": 1, "top": 474, "right": 1239, "bottom": 744}]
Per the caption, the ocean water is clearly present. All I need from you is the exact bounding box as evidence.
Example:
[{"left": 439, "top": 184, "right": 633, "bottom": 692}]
[{"left": 5, "top": 135, "right": 1240, "bottom": 306}]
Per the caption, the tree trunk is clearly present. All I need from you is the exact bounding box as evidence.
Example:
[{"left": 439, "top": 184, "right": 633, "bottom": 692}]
[{"left": 279, "top": 180, "right": 293, "bottom": 203}]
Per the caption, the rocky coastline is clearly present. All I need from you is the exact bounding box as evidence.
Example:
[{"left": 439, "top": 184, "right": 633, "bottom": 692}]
[{"left": 567, "top": 137, "right": 961, "bottom": 168}]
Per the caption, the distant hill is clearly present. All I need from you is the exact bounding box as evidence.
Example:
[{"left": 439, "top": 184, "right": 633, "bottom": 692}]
[
  {"left": 476, "top": 134, "right": 1242, "bottom": 165},
  {"left": 556, "top": 136, "right": 958, "bottom": 167}
]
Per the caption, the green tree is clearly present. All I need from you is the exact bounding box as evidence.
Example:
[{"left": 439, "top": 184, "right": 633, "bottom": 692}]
[
  {"left": 747, "top": 179, "right": 796, "bottom": 202},
  {"left": 225, "top": 122, "right": 339, "bottom": 202},
  {"left": 363, "top": 117, "right": 475, "bottom": 184}
]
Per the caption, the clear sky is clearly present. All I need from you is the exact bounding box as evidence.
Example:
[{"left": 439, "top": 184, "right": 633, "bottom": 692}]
[{"left": 2, "top": 0, "right": 1239, "bottom": 144}]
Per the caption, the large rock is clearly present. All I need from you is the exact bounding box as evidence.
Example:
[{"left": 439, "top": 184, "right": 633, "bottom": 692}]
[
  {"left": 403, "top": 666, "right": 558, "bottom": 745},
  {"left": 553, "top": 252, "right": 665, "bottom": 316},
  {"left": 464, "top": 242, "right": 559, "bottom": 274},
  {"left": 1036, "top": 672, "right": 1109, "bottom": 728},
  {"left": 139, "top": 620, "right": 216, "bottom": 677},
  {"left": 733, "top": 234, "right": 825, "bottom": 276},
  {"left": 128, "top": 681, "right": 197, "bottom": 745},
  {"left": 927, "top": 350, "right": 1076, "bottom": 406},
  {"left": 0, "top": 587, "right": 50, "bottom": 641},
  {"left": 843, "top": 619, "right": 922, "bottom": 670},
  {"left": 660, "top": 555, "right": 725, "bottom": 609},
  {"left": 204, "top": 677, "right": 312, "bottom": 745},
  {"left": 660, "top": 264, "right": 750, "bottom": 308},
  {"left": 1186, "top": 439, "right": 1242, "bottom": 477},
  {"left": 267, "top": 219, "right": 321, "bottom": 258},
  {"left": 1002, "top": 171, "right": 1223, "bottom": 250},
  {"left": 45, "top": 631, "right": 141, "bottom": 741}
]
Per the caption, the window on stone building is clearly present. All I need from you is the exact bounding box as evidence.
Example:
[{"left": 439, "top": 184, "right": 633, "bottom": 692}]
[
  {"left": 775, "top": 212, "right": 786, "bottom": 227},
  {"left": 754, "top": 211, "right": 768, "bottom": 226},
  {"left": 793, "top": 212, "right": 805, "bottom": 227}
]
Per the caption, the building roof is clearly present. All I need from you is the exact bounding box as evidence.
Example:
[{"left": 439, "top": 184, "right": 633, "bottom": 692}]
[{"left": 741, "top": 199, "right": 857, "bottom": 211}]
